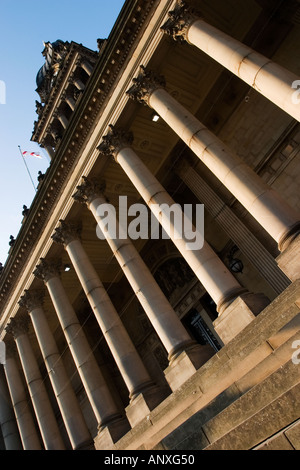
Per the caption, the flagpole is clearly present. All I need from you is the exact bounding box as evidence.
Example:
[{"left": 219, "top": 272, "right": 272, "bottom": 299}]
[{"left": 18, "top": 145, "right": 37, "bottom": 193}]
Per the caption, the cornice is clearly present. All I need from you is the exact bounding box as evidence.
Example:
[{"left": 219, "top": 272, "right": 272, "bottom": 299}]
[{"left": 0, "top": 0, "right": 161, "bottom": 327}]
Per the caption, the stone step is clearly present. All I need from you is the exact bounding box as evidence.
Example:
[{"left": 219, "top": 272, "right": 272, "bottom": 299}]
[
  {"left": 115, "top": 280, "right": 300, "bottom": 450},
  {"left": 154, "top": 330, "right": 300, "bottom": 450},
  {"left": 204, "top": 378, "right": 300, "bottom": 450},
  {"left": 202, "top": 358, "right": 300, "bottom": 449},
  {"left": 253, "top": 419, "right": 300, "bottom": 450}
]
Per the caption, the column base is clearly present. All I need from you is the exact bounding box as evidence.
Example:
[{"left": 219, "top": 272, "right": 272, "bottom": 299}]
[
  {"left": 163, "top": 343, "right": 215, "bottom": 392},
  {"left": 125, "top": 385, "right": 168, "bottom": 427},
  {"left": 94, "top": 417, "right": 131, "bottom": 450},
  {"left": 276, "top": 234, "right": 300, "bottom": 282},
  {"left": 213, "top": 292, "right": 270, "bottom": 344}
]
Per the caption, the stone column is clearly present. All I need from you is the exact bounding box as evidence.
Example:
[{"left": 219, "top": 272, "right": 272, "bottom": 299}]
[
  {"left": 81, "top": 60, "right": 94, "bottom": 76},
  {"left": 44, "top": 145, "right": 55, "bottom": 160},
  {"left": 73, "top": 78, "right": 85, "bottom": 91},
  {"left": 18, "top": 290, "right": 94, "bottom": 450},
  {"left": 65, "top": 95, "right": 76, "bottom": 111},
  {"left": 73, "top": 177, "right": 214, "bottom": 390},
  {"left": 57, "top": 112, "right": 68, "bottom": 130},
  {"left": 0, "top": 365, "right": 22, "bottom": 450},
  {"left": 97, "top": 127, "right": 270, "bottom": 344},
  {"left": 5, "top": 316, "right": 66, "bottom": 450},
  {"left": 98, "top": 126, "right": 248, "bottom": 310},
  {"left": 33, "top": 260, "right": 129, "bottom": 445},
  {"left": 52, "top": 220, "right": 166, "bottom": 426},
  {"left": 127, "top": 66, "right": 300, "bottom": 253},
  {"left": 161, "top": 0, "right": 300, "bottom": 122},
  {"left": 3, "top": 341, "right": 42, "bottom": 450},
  {"left": 176, "top": 161, "right": 291, "bottom": 295}
]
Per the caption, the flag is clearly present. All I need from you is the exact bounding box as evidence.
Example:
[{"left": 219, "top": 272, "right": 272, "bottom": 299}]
[{"left": 22, "top": 151, "right": 42, "bottom": 159}]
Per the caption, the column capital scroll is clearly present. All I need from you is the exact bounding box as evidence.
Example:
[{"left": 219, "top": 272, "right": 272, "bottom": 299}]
[
  {"left": 18, "top": 289, "right": 45, "bottom": 312},
  {"left": 97, "top": 125, "right": 133, "bottom": 160},
  {"left": 52, "top": 220, "right": 81, "bottom": 246},
  {"left": 126, "top": 66, "right": 166, "bottom": 106},
  {"left": 161, "top": 0, "right": 200, "bottom": 43},
  {"left": 72, "top": 176, "right": 106, "bottom": 205},
  {"left": 5, "top": 315, "right": 30, "bottom": 339},
  {"left": 34, "top": 258, "right": 61, "bottom": 283}
]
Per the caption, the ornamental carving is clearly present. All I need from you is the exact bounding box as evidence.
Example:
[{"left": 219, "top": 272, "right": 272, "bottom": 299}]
[
  {"left": 126, "top": 65, "right": 166, "bottom": 105},
  {"left": 52, "top": 220, "right": 81, "bottom": 246},
  {"left": 72, "top": 176, "right": 106, "bottom": 205},
  {"left": 6, "top": 315, "right": 30, "bottom": 339},
  {"left": 18, "top": 289, "right": 45, "bottom": 312},
  {"left": 36, "top": 40, "right": 71, "bottom": 103},
  {"left": 97, "top": 125, "right": 134, "bottom": 160},
  {"left": 33, "top": 258, "right": 61, "bottom": 283},
  {"left": 161, "top": 0, "right": 199, "bottom": 43}
]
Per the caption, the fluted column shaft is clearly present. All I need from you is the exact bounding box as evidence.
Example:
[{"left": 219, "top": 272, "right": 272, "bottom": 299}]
[
  {"left": 177, "top": 162, "right": 291, "bottom": 295},
  {"left": 52, "top": 222, "right": 154, "bottom": 399},
  {"left": 162, "top": 1, "right": 300, "bottom": 121},
  {"left": 98, "top": 128, "right": 245, "bottom": 312},
  {"left": 6, "top": 317, "right": 65, "bottom": 450},
  {"left": 3, "top": 349, "right": 41, "bottom": 450},
  {"left": 127, "top": 67, "right": 300, "bottom": 251},
  {"left": 73, "top": 178, "right": 194, "bottom": 362},
  {"left": 0, "top": 366, "right": 22, "bottom": 450},
  {"left": 33, "top": 261, "right": 122, "bottom": 430}
]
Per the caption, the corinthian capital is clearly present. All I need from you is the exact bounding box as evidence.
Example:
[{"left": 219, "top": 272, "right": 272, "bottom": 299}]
[
  {"left": 126, "top": 65, "right": 166, "bottom": 105},
  {"left": 72, "top": 176, "right": 106, "bottom": 205},
  {"left": 161, "top": 0, "right": 199, "bottom": 43},
  {"left": 97, "top": 125, "right": 133, "bottom": 160},
  {"left": 6, "top": 315, "right": 30, "bottom": 339},
  {"left": 52, "top": 219, "right": 81, "bottom": 246},
  {"left": 18, "top": 289, "right": 44, "bottom": 312},
  {"left": 34, "top": 258, "right": 61, "bottom": 283}
]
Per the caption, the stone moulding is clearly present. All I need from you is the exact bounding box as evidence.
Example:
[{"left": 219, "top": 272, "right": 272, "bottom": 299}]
[{"left": 0, "top": 0, "right": 159, "bottom": 322}]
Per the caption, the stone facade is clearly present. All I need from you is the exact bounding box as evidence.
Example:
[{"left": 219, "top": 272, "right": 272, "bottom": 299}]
[{"left": 0, "top": 0, "right": 300, "bottom": 451}]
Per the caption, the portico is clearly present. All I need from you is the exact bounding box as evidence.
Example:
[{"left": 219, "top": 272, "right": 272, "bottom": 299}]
[{"left": 1, "top": 0, "right": 300, "bottom": 451}]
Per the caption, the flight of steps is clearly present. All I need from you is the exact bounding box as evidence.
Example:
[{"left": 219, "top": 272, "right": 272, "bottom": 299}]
[
  {"left": 114, "top": 280, "right": 300, "bottom": 450},
  {"left": 153, "top": 280, "right": 300, "bottom": 451}
]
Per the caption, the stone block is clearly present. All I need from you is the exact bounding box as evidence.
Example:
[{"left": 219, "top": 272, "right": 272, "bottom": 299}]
[
  {"left": 125, "top": 386, "right": 167, "bottom": 427},
  {"left": 164, "top": 344, "right": 214, "bottom": 391},
  {"left": 277, "top": 234, "right": 300, "bottom": 282},
  {"left": 94, "top": 418, "right": 130, "bottom": 450},
  {"left": 205, "top": 382, "right": 300, "bottom": 450},
  {"left": 213, "top": 292, "right": 270, "bottom": 344},
  {"left": 285, "top": 420, "right": 300, "bottom": 450},
  {"left": 254, "top": 433, "right": 294, "bottom": 450}
]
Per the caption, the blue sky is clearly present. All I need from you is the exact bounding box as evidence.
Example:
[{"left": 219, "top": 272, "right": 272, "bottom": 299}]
[{"left": 0, "top": 0, "right": 125, "bottom": 265}]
